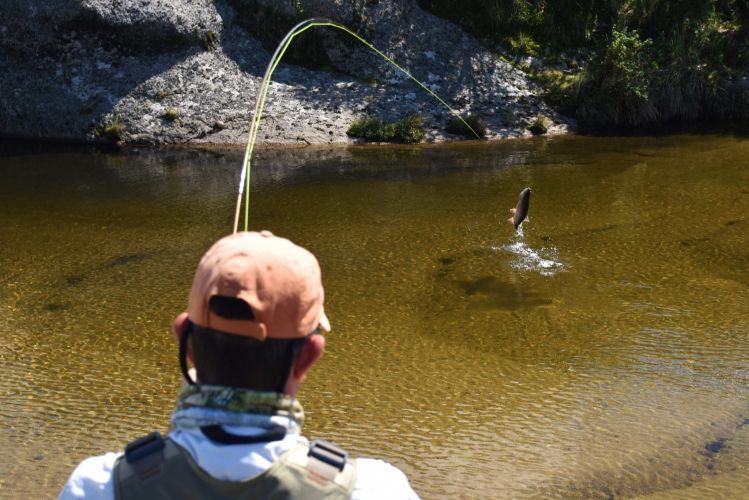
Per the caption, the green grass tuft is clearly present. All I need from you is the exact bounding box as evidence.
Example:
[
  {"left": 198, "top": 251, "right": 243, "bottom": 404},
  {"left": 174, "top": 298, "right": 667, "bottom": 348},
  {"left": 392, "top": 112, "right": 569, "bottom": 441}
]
[
  {"left": 200, "top": 31, "right": 219, "bottom": 51},
  {"left": 162, "top": 107, "right": 180, "bottom": 121},
  {"left": 507, "top": 32, "right": 539, "bottom": 57},
  {"left": 94, "top": 115, "right": 124, "bottom": 142},
  {"left": 530, "top": 69, "right": 583, "bottom": 114},
  {"left": 527, "top": 115, "right": 551, "bottom": 135},
  {"left": 347, "top": 114, "right": 424, "bottom": 143}
]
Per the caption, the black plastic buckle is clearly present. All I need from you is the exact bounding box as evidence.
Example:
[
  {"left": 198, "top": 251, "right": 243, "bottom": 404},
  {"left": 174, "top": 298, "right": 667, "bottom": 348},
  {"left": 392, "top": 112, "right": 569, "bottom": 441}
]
[
  {"left": 308, "top": 440, "right": 348, "bottom": 472},
  {"left": 124, "top": 432, "right": 165, "bottom": 463}
]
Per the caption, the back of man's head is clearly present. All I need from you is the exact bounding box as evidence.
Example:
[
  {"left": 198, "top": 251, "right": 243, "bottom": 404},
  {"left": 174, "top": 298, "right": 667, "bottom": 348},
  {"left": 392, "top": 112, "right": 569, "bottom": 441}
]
[{"left": 183, "top": 231, "right": 330, "bottom": 392}]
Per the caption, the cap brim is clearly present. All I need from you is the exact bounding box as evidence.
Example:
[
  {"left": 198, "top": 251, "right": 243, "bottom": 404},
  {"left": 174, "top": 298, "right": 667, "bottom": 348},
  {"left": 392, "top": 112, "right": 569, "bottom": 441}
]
[{"left": 319, "top": 308, "right": 331, "bottom": 332}]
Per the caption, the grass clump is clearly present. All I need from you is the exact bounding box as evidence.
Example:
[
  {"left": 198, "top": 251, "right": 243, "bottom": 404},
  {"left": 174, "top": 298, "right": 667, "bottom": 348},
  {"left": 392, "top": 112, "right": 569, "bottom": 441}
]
[
  {"left": 154, "top": 89, "right": 172, "bottom": 101},
  {"left": 94, "top": 115, "right": 124, "bottom": 142},
  {"left": 200, "top": 31, "right": 219, "bottom": 51},
  {"left": 531, "top": 69, "right": 583, "bottom": 114},
  {"left": 162, "top": 107, "right": 180, "bottom": 121},
  {"left": 527, "top": 115, "right": 551, "bottom": 135},
  {"left": 446, "top": 114, "right": 486, "bottom": 138},
  {"left": 507, "top": 32, "right": 539, "bottom": 57},
  {"left": 347, "top": 114, "right": 424, "bottom": 143},
  {"left": 347, "top": 117, "right": 395, "bottom": 141}
]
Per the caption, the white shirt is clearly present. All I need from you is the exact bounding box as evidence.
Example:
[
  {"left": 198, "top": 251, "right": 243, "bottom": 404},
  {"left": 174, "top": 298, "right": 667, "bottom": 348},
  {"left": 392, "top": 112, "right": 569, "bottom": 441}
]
[{"left": 58, "top": 426, "right": 419, "bottom": 499}]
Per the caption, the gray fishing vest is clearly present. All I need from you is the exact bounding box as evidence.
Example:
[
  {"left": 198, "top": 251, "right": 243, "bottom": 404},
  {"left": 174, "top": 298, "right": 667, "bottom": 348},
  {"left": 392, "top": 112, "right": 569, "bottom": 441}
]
[{"left": 114, "top": 432, "right": 357, "bottom": 500}]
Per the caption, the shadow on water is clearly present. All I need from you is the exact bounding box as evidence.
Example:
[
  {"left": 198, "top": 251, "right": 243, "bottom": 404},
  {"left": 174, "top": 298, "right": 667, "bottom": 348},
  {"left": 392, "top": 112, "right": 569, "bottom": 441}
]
[
  {"left": 679, "top": 212, "right": 749, "bottom": 287},
  {"left": 32, "top": 251, "right": 159, "bottom": 316},
  {"left": 423, "top": 224, "right": 566, "bottom": 360},
  {"left": 107, "top": 253, "right": 152, "bottom": 267},
  {"left": 456, "top": 275, "right": 553, "bottom": 309}
]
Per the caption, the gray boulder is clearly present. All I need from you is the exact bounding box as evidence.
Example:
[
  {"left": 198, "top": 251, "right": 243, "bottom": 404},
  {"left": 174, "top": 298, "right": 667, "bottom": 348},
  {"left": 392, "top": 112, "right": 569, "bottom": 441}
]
[{"left": 0, "top": 0, "right": 571, "bottom": 145}]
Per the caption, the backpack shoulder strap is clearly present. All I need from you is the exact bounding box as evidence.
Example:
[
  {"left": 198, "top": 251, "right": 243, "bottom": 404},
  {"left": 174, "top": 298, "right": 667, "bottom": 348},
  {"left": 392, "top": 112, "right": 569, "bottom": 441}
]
[
  {"left": 114, "top": 432, "right": 184, "bottom": 498},
  {"left": 276, "top": 439, "right": 358, "bottom": 496}
]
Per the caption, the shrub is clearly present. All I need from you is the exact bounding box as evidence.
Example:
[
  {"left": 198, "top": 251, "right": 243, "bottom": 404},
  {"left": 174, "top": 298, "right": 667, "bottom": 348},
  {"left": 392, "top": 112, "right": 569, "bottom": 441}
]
[
  {"left": 393, "top": 115, "right": 425, "bottom": 143},
  {"left": 421, "top": 0, "right": 749, "bottom": 127},
  {"left": 577, "top": 28, "right": 658, "bottom": 127},
  {"left": 347, "top": 114, "right": 424, "bottom": 143},
  {"left": 532, "top": 69, "right": 583, "bottom": 114},
  {"left": 446, "top": 114, "right": 486, "bottom": 138},
  {"left": 347, "top": 117, "right": 395, "bottom": 141},
  {"left": 527, "top": 115, "right": 550, "bottom": 135}
]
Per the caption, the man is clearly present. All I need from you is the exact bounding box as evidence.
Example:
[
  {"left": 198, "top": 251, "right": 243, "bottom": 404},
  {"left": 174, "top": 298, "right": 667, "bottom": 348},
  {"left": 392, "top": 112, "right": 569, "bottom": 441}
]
[{"left": 60, "top": 230, "right": 419, "bottom": 499}]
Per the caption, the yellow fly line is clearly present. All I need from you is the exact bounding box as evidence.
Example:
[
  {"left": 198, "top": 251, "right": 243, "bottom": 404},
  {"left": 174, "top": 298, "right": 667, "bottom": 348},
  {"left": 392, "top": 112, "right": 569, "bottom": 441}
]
[{"left": 233, "top": 18, "right": 482, "bottom": 233}]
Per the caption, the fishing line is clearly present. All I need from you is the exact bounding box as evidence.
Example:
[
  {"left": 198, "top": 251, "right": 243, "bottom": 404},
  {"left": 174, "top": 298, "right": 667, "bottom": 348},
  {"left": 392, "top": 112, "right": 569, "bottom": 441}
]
[{"left": 233, "top": 18, "right": 482, "bottom": 233}]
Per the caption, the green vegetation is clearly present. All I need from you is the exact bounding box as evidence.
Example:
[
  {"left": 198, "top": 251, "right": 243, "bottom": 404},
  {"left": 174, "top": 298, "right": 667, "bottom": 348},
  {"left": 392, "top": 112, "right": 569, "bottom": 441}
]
[
  {"left": 200, "top": 31, "right": 219, "bottom": 51},
  {"left": 347, "top": 114, "right": 425, "bottom": 143},
  {"left": 394, "top": 115, "right": 426, "bottom": 143},
  {"left": 154, "top": 89, "right": 172, "bottom": 101},
  {"left": 529, "top": 69, "right": 582, "bottom": 115},
  {"left": 578, "top": 28, "right": 657, "bottom": 127},
  {"left": 419, "top": 0, "right": 749, "bottom": 129},
  {"left": 162, "top": 107, "right": 180, "bottom": 121},
  {"left": 446, "top": 114, "right": 487, "bottom": 137},
  {"left": 527, "top": 115, "right": 550, "bottom": 135},
  {"left": 507, "top": 31, "right": 539, "bottom": 57},
  {"left": 94, "top": 115, "right": 124, "bottom": 142}
]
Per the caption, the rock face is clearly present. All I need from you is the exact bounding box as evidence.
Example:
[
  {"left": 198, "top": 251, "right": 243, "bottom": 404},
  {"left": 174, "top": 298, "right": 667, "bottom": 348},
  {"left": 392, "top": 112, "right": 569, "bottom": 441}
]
[{"left": 0, "top": 0, "right": 571, "bottom": 146}]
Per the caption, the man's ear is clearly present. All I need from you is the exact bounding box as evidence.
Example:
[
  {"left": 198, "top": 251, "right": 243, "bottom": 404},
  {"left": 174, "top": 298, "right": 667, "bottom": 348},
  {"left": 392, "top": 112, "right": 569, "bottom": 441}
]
[
  {"left": 284, "top": 334, "right": 325, "bottom": 396},
  {"left": 293, "top": 334, "right": 325, "bottom": 379},
  {"left": 173, "top": 312, "right": 193, "bottom": 362}
]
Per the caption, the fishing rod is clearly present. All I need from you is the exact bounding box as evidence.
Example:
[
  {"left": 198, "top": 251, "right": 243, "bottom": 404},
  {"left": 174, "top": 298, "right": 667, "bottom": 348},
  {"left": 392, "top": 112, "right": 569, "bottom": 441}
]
[{"left": 233, "top": 17, "right": 482, "bottom": 233}]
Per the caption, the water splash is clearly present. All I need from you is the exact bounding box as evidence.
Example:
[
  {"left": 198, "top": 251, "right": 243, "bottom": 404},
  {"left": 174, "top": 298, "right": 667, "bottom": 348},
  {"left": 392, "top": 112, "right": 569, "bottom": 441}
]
[{"left": 493, "top": 223, "right": 565, "bottom": 276}]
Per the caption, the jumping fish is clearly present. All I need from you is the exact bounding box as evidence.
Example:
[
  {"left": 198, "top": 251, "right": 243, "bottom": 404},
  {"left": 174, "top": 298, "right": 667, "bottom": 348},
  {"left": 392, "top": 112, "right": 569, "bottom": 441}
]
[{"left": 508, "top": 187, "right": 531, "bottom": 229}]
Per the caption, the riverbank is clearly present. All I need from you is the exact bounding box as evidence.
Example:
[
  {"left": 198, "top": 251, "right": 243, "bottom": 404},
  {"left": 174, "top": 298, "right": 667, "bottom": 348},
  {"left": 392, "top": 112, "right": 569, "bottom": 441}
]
[{"left": 0, "top": 0, "right": 571, "bottom": 147}]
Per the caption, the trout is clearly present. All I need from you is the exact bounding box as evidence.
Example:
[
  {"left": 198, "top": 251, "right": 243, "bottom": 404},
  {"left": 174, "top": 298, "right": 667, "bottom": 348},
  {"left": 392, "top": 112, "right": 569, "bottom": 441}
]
[{"left": 508, "top": 187, "right": 531, "bottom": 229}]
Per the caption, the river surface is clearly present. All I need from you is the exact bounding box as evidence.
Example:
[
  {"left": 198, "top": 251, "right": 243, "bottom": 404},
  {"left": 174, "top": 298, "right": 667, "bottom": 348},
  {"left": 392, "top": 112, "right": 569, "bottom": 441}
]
[{"left": 1, "top": 135, "right": 748, "bottom": 499}]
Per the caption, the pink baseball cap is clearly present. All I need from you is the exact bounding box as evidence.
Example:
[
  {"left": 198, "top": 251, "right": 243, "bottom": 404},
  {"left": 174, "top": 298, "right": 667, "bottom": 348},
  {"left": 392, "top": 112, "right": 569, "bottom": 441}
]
[{"left": 187, "top": 231, "right": 330, "bottom": 340}]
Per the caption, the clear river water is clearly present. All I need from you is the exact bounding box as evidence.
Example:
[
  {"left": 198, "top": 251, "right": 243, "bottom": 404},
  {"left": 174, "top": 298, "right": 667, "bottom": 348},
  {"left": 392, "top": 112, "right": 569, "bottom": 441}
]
[{"left": 1, "top": 134, "right": 748, "bottom": 498}]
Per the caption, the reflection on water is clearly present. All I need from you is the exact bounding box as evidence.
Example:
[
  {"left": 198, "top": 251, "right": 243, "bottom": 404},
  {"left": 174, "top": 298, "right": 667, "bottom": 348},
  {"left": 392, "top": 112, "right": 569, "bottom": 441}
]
[{"left": 1, "top": 135, "right": 748, "bottom": 498}]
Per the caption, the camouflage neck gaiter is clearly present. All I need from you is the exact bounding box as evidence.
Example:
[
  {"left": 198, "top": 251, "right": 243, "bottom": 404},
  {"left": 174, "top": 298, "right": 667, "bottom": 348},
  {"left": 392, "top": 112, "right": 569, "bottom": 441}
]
[{"left": 171, "top": 385, "right": 305, "bottom": 434}]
